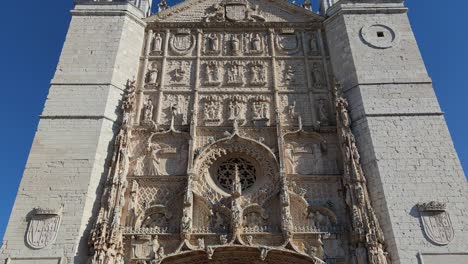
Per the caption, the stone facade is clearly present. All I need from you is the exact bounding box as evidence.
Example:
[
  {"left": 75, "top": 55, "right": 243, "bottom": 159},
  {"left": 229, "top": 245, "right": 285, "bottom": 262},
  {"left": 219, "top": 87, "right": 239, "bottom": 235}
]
[{"left": 1, "top": 0, "right": 467, "bottom": 264}]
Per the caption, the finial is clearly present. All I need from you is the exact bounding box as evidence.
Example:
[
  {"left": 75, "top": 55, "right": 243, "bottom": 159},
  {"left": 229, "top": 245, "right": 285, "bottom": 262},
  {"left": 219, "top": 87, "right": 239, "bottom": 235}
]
[
  {"left": 232, "top": 164, "right": 242, "bottom": 198},
  {"left": 303, "top": 0, "right": 312, "bottom": 11},
  {"left": 158, "top": 0, "right": 168, "bottom": 12}
]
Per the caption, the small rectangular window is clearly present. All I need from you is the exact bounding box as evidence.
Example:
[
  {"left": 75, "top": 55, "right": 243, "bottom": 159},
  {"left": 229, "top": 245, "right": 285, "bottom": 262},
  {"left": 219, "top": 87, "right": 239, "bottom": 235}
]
[{"left": 377, "top": 31, "right": 385, "bottom": 38}]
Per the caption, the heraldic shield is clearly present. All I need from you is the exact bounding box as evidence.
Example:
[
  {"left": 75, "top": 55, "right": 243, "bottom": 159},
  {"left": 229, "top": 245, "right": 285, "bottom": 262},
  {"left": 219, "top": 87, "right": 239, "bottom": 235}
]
[
  {"left": 417, "top": 202, "right": 455, "bottom": 245},
  {"left": 225, "top": 4, "right": 246, "bottom": 21},
  {"left": 26, "top": 207, "right": 62, "bottom": 249}
]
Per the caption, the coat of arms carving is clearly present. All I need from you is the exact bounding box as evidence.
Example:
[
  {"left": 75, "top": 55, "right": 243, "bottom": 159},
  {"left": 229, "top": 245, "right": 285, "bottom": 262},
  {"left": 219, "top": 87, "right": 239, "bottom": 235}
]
[
  {"left": 417, "top": 201, "right": 454, "bottom": 245},
  {"left": 26, "top": 207, "right": 63, "bottom": 249}
]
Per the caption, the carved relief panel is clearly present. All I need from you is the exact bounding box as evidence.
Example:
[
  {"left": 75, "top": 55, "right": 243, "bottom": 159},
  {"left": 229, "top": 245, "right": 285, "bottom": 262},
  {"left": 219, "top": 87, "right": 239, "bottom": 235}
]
[
  {"left": 168, "top": 29, "right": 196, "bottom": 56},
  {"left": 278, "top": 93, "right": 312, "bottom": 126},
  {"left": 130, "top": 132, "right": 190, "bottom": 177},
  {"left": 275, "top": 31, "right": 302, "bottom": 55},
  {"left": 277, "top": 60, "right": 306, "bottom": 90},
  {"left": 200, "top": 59, "right": 270, "bottom": 90},
  {"left": 160, "top": 93, "right": 192, "bottom": 126},
  {"left": 165, "top": 60, "right": 195, "bottom": 88},
  {"left": 199, "top": 94, "right": 273, "bottom": 127},
  {"left": 283, "top": 136, "right": 339, "bottom": 176},
  {"left": 220, "top": 32, "right": 269, "bottom": 56}
]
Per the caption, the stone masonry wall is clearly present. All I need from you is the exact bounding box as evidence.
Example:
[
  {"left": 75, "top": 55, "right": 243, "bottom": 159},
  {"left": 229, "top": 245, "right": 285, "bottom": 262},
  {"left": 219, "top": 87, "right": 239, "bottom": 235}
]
[
  {"left": 0, "top": 3, "right": 145, "bottom": 263},
  {"left": 325, "top": 3, "right": 468, "bottom": 264}
]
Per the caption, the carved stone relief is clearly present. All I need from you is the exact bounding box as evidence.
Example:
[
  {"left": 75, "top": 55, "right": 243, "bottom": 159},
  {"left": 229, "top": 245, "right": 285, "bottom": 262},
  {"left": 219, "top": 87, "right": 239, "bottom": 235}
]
[
  {"left": 227, "top": 95, "right": 247, "bottom": 125},
  {"left": 284, "top": 140, "right": 336, "bottom": 175},
  {"left": 417, "top": 201, "right": 455, "bottom": 245},
  {"left": 226, "top": 61, "right": 244, "bottom": 85},
  {"left": 249, "top": 61, "right": 266, "bottom": 86},
  {"left": 145, "top": 62, "right": 160, "bottom": 89},
  {"left": 142, "top": 98, "right": 155, "bottom": 125},
  {"left": 202, "top": 95, "right": 222, "bottom": 126},
  {"left": 310, "top": 62, "right": 326, "bottom": 90},
  {"left": 278, "top": 94, "right": 313, "bottom": 126},
  {"left": 26, "top": 207, "right": 63, "bottom": 249},
  {"left": 167, "top": 60, "right": 192, "bottom": 85},
  {"left": 245, "top": 33, "right": 265, "bottom": 55},
  {"left": 275, "top": 32, "right": 301, "bottom": 55},
  {"left": 161, "top": 93, "right": 191, "bottom": 125},
  {"left": 169, "top": 30, "right": 195, "bottom": 55},
  {"left": 316, "top": 98, "right": 329, "bottom": 126},
  {"left": 204, "top": 61, "right": 221, "bottom": 86},
  {"left": 203, "top": 0, "right": 265, "bottom": 23},
  {"left": 132, "top": 134, "right": 189, "bottom": 177},
  {"left": 150, "top": 32, "right": 164, "bottom": 54},
  {"left": 278, "top": 61, "right": 305, "bottom": 89},
  {"left": 251, "top": 95, "right": 270, "bottom": 126},
  {"left": 308, "top": 32, "right": 319, "bottom": 55},
  {"left": 204, "top": 33, "right": 221, "bottom": 55}
]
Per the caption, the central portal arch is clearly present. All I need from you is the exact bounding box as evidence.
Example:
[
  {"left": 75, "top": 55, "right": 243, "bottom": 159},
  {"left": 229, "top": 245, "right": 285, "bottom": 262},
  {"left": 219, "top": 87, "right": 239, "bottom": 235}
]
[{"left": 161, "top": 246, "right": 322, "bottom": 264}]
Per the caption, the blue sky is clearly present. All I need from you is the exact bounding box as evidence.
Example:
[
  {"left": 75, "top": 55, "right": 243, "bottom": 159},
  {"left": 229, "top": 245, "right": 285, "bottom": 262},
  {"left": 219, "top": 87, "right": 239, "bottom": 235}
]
[{"left": 0, "top": 0, "right": 467, "bottom": 241}]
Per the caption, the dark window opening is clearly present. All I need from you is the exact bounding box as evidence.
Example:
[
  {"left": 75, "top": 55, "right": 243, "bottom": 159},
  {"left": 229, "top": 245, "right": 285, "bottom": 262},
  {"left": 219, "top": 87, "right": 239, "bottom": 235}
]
[{"left": 377, "top": 31, "right": 385, "bottom": 38}]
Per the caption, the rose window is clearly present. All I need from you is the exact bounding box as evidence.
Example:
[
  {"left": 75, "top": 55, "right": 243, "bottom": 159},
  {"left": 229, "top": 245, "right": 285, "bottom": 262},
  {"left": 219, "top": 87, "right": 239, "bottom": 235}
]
[{"left": 216, "top": 158, "right": 256, "bottom": 192}]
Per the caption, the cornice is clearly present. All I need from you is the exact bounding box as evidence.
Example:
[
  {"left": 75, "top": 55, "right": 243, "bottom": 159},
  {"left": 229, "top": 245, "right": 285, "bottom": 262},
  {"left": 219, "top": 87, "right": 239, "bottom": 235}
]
[{"left": 71, "top": 3, "right": 146, "bottom": 27}]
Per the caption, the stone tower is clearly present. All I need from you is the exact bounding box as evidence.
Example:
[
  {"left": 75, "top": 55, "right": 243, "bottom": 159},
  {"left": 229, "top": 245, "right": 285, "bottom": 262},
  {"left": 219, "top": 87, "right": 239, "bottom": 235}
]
[{"left": 1, "top": 0, "right": 467, "bottom": 264}]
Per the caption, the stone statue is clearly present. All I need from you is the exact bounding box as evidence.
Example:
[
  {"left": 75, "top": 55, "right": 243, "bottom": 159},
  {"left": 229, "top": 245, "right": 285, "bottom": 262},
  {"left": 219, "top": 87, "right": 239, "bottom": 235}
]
[
  {"left": 230, "top": 34, "right": 240, "bottom": 54},
  {"left": 143, "top": 99, "right": 154, "bottom": 124},
  {"left": 152, "top": 33, "right": 163, "bottom": 52},
  {"left": 284, "top": 144, "right": 297, "bottom": 174},
  {"left": 227, "top": 63, "right": 242, "bottom": 83},
  {"left": 246, "top": 235, "right": 253, "bottom": 245},
  {"left": 251, "top": 33, "right": 262, "bottom": 51},
  {"left": 288, "top": 101, "right": 297, "bottom": 119},
  {"left": 284, "top": 65, "right": 295, "bottom": 84},
  {"left": 317, "top": 99, "right": 329, "bottom": 125},
  {"left": 207, "top": 33, "right": 219, "bottom": 51},
  {"left": 147, "top": 64, "right": 159, "bottom": 84},
  {"left": 151, "top": 236, "right": 160, "bottom": 258},
  {"left": 197, "top": 238, "right": 205, "bottom": 249},
  {"left": 174, "top": 62, "right": 186, "bottom": 82},
  {"left": 310, "top": 36, "right": 318, "bottom": 53},
  {"left": 181, "top": 211, "right": 191, "bottom": 232},
  {"left": 261, "top": 103, "right": 268, "bottom": 119},
  {"left": 133, "top": 156, "right": 144, "bottom": 176},
  {"left": 251, "top": 64, "right": 265, "bottom": 85},
  {"left": 204, "top": 101, "right": 220, "bottom": 120},
  {"left": 219, "top": 235, "right": 228, "bottom": 245},
  {"left": 147, "top": 143, "right": 162, "bottom": 176},
  {"left": 311, "top": 63, "right": 324, "bottom": 88},
  {"left": 206, "top": 62, "right": 219, "bottom": 83}
]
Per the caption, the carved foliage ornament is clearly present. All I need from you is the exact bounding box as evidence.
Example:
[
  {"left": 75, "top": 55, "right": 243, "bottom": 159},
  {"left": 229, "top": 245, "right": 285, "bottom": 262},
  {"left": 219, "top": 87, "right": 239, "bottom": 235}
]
[
  {"left": 417, "top": 201, "right": 454, "bottom": 245},
  {"left": 26, "top": 207, "right": 63, "bottom": 249}
]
